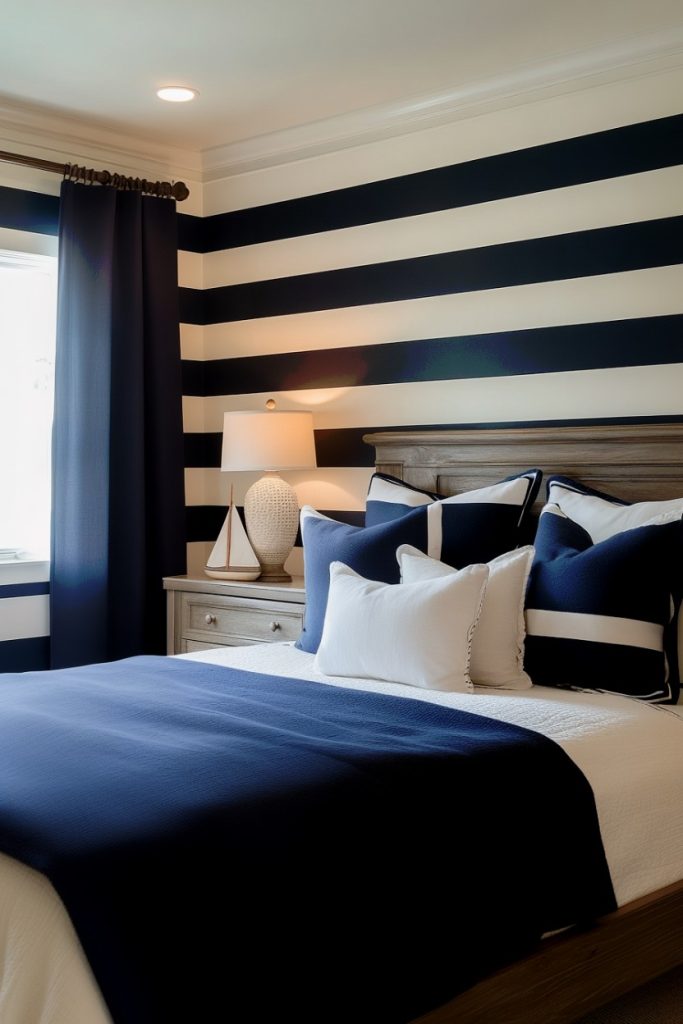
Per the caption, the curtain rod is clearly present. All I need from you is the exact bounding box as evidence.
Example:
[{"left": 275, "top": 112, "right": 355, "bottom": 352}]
[{"left": 0, "top": 148, "right": 190, "bottom": 202}]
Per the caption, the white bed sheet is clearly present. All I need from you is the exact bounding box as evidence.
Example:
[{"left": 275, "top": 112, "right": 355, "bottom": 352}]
[{"left": 0, "top": 643, "right": 681, "bottom": 1024}]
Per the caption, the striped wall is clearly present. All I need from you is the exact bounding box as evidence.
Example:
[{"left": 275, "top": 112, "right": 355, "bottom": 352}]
[
  {"left": 0, "top": 561, "right": 50, "bottom": 671},
  {"left": 178, "top": 68, "right": 683, "bottom": 575},
  {"left": 2, "top": 64, "right": 682, "bottom": 650}
]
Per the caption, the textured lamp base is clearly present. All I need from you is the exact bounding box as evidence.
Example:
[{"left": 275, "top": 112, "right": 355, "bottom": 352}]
[{"left": 244, "top": 473, "right": 299, "bottom": 581}]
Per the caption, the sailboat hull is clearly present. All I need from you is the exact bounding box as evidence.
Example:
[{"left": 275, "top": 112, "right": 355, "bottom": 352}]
[{"left": 204, "top": 565, "right": 262, "bottom": 581}]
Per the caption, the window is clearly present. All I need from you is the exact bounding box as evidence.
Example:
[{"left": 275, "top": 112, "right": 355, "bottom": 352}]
[{"left": 0, "top": 249, "right": 57, "bottom": 561}]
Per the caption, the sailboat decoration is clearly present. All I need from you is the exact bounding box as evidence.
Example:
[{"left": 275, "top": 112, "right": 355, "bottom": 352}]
[{"left": 204, "top": 486, "right": 261, "bottom": 580}]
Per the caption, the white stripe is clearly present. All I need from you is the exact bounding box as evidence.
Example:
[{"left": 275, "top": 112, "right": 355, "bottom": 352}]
[
  {"left": 186, "top": 541, "right": 211, "bottom": 576},
  {"left": 0, "top": 165, "right": 61, "bottom": 196},
  {"left": 201, "top": 265, "right": 683, "bottom": 359},
  {"left": 202, "top": 167, "right": 683, "bottom": 287},
  {"left": 186, "top": 466, "right": 372, "bottom": 510},
  {"left": 180, "top": 323, "right": 204, "bottom": 360},
  {"left": 0, "top": 561, "right": 49, "bottom": 585},
  {"left": 0, "top": 595, "right": 49, "bottom": 642},
  {"left": 0, "top": 228, "right": 58, "bottom": 257},
  {"left": 186, "top": 541, "right": 213, "bottom": 576},
  {"left": 199, "top": 363, "right": 683, "bottom": 432},
  {"left": 182, "top": 396, "right": 204, "bottom": 432},
  {"left": 526, "top": 609, "right": 663, "bottom": 652},
  {"left": 177, "top": 250, "right": 203, "bottom": 289},
  {"left": 202, "top": 66, "right": 683, "bottom": 211},
  {"left": 427, "top": 504, "right": 442, "bottom": 559}
]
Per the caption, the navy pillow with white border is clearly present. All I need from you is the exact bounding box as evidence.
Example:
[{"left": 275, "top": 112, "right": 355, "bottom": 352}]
[
  {"left": 365, "top": 469, "right": 542, "bottom": 565},
  {"left": 525, "top": 502, "right": 682, "bottom": 704},
  {"left": 297, "top": 468, "right": 541, "bottom": 656},
  {"left": 547, "top": 475, "right": 683, "bottom": 700}
]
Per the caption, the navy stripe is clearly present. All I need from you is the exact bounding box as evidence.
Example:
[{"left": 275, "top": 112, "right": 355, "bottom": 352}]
[
  {"left": 179, "top": 287, "right": 205, "bottom": 326},
  {"left": 0, "top": 581, "right": 49, "bottom": 599},
  {"left": 182, "top": 217, "right": 683, "bottom": 325},
  {"left": 184, "top": 431, "right": 222, "bottom": 468},
  {"left": 184, "top": 415, "right": 683, "bottom": 470},
  {"left": 0, "top": 186, "right": 59, "bottom": 235},
  {"left": 0, "top": 185, "right": 202, "bottom": 252},
  {"left": 187, "top": 506, "right": 236, "bottom": 545},
  {"left": 198, "top": 114, "right": 683, "bottom": 251},
  {"left": 177, "top": 213, "right": 205, "bottom": 254},
  {"left": 181, "top": 360, "right": 205, "bottom": 395},
  {"left": 182, "top": 315, "right": 683, "bottom": 396},
  {"left": 186, "top": 506, "right": 364, "bottom": 544},
  {"left": 0, "top": 636, "right": 50, "bottom": 673}
]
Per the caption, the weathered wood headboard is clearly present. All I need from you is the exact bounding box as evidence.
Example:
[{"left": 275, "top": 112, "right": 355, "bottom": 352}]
[{"left": 364, "top": 423, "right": 683, "bottom": 513}]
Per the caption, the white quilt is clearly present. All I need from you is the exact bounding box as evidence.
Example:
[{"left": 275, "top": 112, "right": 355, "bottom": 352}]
[{"left": 0, "top": 643, "right": 681, "bottom": 1024}]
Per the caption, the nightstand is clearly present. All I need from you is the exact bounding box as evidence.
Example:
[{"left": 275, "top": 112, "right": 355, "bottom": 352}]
[{"left": 163, "top": 574, "right": 306, "bottom": 655}]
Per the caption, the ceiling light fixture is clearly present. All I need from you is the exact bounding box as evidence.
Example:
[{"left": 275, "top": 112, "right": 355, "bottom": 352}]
[{"left": 156, "top": 86, "right": 198, "bottom": 103}]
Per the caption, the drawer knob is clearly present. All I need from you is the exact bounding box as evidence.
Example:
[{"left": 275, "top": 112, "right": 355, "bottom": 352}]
[
  {"left": 270, "top": 621, "right": 281, "bottom": 632},
  {"left": 205, "top": 613, "right": 217, "bottom": 626}
]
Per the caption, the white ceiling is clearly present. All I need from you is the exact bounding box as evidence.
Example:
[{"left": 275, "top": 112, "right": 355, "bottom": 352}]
[{"left": 1, "top": 0, "right": 682, "bottom": 154}]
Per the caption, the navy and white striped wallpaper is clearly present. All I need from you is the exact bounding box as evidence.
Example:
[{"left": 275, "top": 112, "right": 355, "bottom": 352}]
[
  {"left": 178, "top": 103, "right": 683, "bottom": 574},
  {"left": 0, "top": 566, "right": 50, "bottom": 671},
  {"left": 2, "top": 72, "right": 682, "bottom": 663}
]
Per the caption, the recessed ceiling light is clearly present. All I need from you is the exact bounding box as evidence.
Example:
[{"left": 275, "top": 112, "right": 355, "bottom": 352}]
[{"left": 156, "top": 86, "right": 198, "bottom": 103}]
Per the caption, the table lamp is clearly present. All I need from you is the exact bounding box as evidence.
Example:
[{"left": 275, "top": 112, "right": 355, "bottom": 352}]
[{"left": 221, "top": 408, "right": 316, "bottom": 581}]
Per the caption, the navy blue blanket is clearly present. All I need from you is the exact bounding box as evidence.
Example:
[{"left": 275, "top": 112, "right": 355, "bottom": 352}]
[{"left": 0, "top": 656, "right": 615, "bottom": 1023}]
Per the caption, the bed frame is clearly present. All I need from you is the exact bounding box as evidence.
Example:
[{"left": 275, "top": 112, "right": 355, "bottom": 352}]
[{"left": 364, "top": 422, "right": 683, "bottom": 1024}]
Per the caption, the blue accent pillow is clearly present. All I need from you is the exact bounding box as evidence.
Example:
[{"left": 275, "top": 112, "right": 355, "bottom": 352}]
[
  {"left": 525, "top": 505, "right": 682, "bottom": 703},
  {"left": 297, "top": 468, "right": 541, "bottom": 655},
  {"left": 296, "top": 508, "right": 428, "bottom": 654},
  {"left": 365, "top": 469, "right": 543, "bottom": 561}
]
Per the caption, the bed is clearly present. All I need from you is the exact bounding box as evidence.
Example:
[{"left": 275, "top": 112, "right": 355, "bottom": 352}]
[{"left": 0, "top": 422, "right": 681, "bottom": 1024}]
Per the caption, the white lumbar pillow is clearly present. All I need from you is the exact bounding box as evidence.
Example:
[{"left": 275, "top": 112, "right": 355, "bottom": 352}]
[
  {"left": 397, "top": 544, "right": 534, "bottom": 690},
  {"left": 314, "top": 560, "right": 489, "bottom": 692}
]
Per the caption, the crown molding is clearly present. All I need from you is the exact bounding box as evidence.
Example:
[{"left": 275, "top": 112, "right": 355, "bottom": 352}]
[
  {"left": 202, "top": 29, "right": 683, "bottom": 182},
  {"left": 1, "top": 28, "right": 682, "bottom": 191},
  {"left": 0, "top": 97, "right": 202, "bottom": 184}
]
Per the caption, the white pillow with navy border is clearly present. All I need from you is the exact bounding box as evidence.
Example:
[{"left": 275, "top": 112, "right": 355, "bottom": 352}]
[
  {"left": 397, "top": 544, "right": 534, "bottom": 690},
  {"left": 314, "top": 560, "right": 489, "bottom": 692}
]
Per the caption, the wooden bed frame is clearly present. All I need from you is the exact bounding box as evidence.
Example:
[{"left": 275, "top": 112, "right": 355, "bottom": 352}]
[{"left": 364, "top": 423, "right": 683, "bottom": 1024}]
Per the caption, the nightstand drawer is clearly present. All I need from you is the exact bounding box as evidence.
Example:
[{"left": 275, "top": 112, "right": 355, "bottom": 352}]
[
  {"left": 182, "top": 593, "right": 304, "bottom": 645},
  {"left": 181, "top": 639, "right": 225, "bottom": 653},
  {"left": 164, "top": 574, "right": 306, "bottom": 655}
]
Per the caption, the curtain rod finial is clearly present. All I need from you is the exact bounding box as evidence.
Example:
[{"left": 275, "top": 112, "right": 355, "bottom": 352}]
[{"left": 172, "top": 181, "right": 190, "bottom": 202}]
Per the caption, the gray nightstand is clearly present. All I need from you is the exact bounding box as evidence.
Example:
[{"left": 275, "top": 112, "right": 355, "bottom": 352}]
[{"left": 163, "top": 574, "right": 306, "bottom": 655}]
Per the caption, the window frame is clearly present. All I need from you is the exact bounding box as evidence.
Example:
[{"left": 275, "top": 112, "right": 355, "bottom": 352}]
[{"left": 0, "top": 227, "right": 58, "bottom": 583}]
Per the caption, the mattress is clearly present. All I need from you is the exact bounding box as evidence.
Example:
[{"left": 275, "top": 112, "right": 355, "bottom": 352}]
[{"left": 0, "top": 644, "right": 681, "bottom": 1024}]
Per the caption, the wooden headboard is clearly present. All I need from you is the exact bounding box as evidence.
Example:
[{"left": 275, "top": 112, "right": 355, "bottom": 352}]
[{"left": 364, "top": 423, "right": 683, "bottom": 513}]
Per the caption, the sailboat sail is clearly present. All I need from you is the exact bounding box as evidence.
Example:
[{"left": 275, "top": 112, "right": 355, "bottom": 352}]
[{"left": 205, "top": 492, "right": 261, "bottom": 580}]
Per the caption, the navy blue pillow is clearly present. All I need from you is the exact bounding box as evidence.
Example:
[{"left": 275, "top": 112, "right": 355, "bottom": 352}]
[
  {"left": 296, "top": 508, "right": 429, "bottom": 654},
  {"left": 525, "top": 506, "right": 682, "bottom": 703},
  {"left": 365, "top": 470, "right": 542, "bottom": 559},
  {"left": 297, "top": 470, "right": 541, "bottom": 655}
]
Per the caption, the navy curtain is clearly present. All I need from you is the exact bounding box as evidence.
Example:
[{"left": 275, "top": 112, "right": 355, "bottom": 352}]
[{"left": 50, "top": 182, "right": 186, "bottom": 668}]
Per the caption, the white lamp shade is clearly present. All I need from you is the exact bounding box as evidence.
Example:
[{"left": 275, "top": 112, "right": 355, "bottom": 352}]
[{"left": 221, "top": 411, "right": 317, "bottom": 471}]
